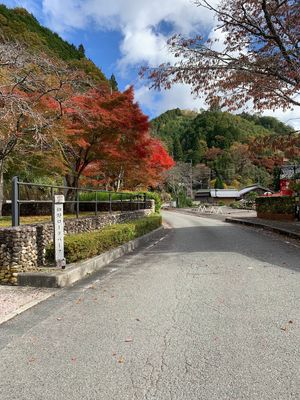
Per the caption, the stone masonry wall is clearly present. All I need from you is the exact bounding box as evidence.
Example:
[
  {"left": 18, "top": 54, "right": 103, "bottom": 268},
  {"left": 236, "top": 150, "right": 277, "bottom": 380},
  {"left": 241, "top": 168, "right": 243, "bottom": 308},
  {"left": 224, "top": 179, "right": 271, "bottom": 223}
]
[{"left": 0, "top": 200, "right": 155, "bottom": 285}]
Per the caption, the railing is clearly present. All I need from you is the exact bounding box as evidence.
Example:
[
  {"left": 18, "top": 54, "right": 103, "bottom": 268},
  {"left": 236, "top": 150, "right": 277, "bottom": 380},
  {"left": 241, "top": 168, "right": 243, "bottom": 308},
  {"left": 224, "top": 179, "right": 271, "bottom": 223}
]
[
  {"left": 11, "top": 176, "right": 147, "bottom": 227},
  {"left": 191, "top": 205, "right": 224, "bottom": 215}
]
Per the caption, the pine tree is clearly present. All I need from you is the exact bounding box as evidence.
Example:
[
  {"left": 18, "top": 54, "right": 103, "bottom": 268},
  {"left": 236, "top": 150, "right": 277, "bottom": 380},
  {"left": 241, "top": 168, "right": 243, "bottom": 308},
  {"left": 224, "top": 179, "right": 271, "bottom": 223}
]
[
  {"left": 78, "top": 44, "right": 85, "bottom": 58},
  {"left": 109, "top": 74, "right": 118, "bottom": 92}
]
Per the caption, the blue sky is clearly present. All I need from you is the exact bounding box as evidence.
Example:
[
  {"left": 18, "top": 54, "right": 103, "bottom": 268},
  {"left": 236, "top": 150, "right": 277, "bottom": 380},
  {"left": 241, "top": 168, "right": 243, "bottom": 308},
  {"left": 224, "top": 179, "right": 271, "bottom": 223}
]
[
  {"left": 1, "top": 0, "right": 299, "bottom": 127},
  {"left": 0, "top": 0, "right": 221, "bottom": 119}
]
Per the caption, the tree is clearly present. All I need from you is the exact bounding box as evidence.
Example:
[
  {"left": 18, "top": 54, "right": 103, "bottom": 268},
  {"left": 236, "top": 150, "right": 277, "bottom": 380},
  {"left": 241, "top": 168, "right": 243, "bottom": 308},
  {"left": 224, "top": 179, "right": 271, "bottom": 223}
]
[
  {"left": 109, "top": 74, "right": 119, "bottom": 92},
  {"left": 192, "top": 163, "right": 211, "bottom": 189},
  {"left": 173, "top": 136, "right": 184, "bottom": 160},
  {"left": 60, "top": 86, "right": 135, "bottom": 197},
  {"left": 84, "top": 120, "right": 174, "bottom": 191},
  {"left": 60, "top": 86, "right": 173, "bottom": 197},
  {"left": 143, "top": 1, "right": 300, "bottom": 111},
  {"left": 249, "top": 134, "right": 300, "bottom": 171},
  {"left": 78, "top": 44, "right": 85, "bottom": 58},
  {"left": 0, "top": 41, "right": 76, "bottom": 215},
  {"left": 214, "top": 176, "right": 225, "bottom": 189},
  {"left": 164, "top": 162, "right": 192, "bottom": 204}
]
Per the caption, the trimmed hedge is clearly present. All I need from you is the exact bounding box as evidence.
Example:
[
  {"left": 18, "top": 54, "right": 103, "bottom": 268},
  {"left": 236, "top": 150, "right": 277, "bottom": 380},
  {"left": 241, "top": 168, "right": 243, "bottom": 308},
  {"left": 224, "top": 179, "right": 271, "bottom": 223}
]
[
  {"left": 79, "top": 191, "right": 162, "bottom": 213},
  {"left": 46, "top": 215, "right": 162, "bottom": 264},
  {"left": 256, "top": 196, "right": 295, "bottom": 215}
]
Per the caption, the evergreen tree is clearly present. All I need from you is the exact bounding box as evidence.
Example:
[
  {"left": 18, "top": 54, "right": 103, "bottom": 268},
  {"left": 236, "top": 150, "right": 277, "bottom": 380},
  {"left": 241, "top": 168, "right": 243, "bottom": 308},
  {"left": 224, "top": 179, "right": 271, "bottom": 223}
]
[
  {"left": 109, "top": 74, "right": 118, "bottom": 92},
  {"left": 78, "top": 44, "right": 85, "bottom": 58},
  {"left": 273, "top": 166, "right": 281, "bottom": 192},
  {"left": 173, "top": 136, "right": 183, "bottom": 161},
  {"left": 214, "top": 176, "right": 225, "bottom": 189}
]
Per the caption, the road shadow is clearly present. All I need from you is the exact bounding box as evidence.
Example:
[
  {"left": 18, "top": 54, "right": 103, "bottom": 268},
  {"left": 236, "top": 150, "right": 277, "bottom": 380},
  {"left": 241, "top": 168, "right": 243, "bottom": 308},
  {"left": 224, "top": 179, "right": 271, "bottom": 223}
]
[{"left": 148, "top": 223, "right": 300, "bottom": 274}]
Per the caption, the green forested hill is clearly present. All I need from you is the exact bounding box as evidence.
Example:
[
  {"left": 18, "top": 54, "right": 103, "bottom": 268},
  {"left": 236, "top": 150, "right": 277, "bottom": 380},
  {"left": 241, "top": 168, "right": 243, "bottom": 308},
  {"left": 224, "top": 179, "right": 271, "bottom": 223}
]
[
  {"left": 151, "top": 109, "right": 293, "bottom": 188},
  {"left": 151, "top": 109, "right": 292, "bottom": 160},
  {"left": 0, "top": 5, "right": 107, "bottom": 82}
]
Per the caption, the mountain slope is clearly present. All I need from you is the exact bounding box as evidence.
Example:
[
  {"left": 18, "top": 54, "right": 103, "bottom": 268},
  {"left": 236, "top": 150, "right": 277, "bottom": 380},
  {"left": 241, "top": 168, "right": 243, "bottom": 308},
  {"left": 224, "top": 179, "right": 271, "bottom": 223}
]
[
  {"left": 151, "top": 109, "right": 292, "bottom": 161},
  {"left": 0, "top": 5, "right": 107, "bottom": 82}
]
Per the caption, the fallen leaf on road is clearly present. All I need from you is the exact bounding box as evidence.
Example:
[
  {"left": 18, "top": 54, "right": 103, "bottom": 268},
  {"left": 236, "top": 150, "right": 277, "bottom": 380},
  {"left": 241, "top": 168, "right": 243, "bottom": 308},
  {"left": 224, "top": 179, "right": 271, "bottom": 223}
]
[
  {"left": 125, "top": 337, "right": 133, "bottom": 343},
  {"left": 136, "top": 318, "right": 141, "bottom": 322},
  {"left": 112, "top": 352, "right": 117, "bottom": 356},
  {"left": 71, "top": 357, "right": 77, "bottom": 362},
  {"left": 28, "top": 357, "right": 36, "bottom": 363},
  {"left": 56, "top": 317, "right": 62, "bottom": 321},
  {"left": 288, "top": 320, "right": 293, "bottom": 324},
  {"left": 280, "top": 326, "right": 287, "bottom": 331},
  {"left": 88, "top": 285, "right": 96, "bottom": 290},
  {"left": 76, "top": 298, "right": 82, "bottom": 304},
  {"left": 118, "top": 356, "right": 125, "bottom": 364}
]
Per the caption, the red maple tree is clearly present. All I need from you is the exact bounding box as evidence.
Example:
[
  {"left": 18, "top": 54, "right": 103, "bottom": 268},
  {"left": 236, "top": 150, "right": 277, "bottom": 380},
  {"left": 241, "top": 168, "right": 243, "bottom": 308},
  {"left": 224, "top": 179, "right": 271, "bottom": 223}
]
[{"left": 60, "top": 85, "right": 174, "bottom": 195}]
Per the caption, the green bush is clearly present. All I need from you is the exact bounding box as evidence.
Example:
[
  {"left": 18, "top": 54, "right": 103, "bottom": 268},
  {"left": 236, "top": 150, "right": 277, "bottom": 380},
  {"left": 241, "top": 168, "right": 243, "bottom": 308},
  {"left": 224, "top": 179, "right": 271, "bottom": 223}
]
[
  {"left": 79, "top": 191, "right": 162, "bottom": 213},
  {"left": 145, "top": 192, "right": 162, "bottom": 212},
  {"left": 176, "top": 192, "right": 193, "bottom": 208},
  {"left": 256, "top": 196, "right": 295, "bottom": 215},
  {"left": 46, "top": 215, "right": 162, "bottom": 264}
]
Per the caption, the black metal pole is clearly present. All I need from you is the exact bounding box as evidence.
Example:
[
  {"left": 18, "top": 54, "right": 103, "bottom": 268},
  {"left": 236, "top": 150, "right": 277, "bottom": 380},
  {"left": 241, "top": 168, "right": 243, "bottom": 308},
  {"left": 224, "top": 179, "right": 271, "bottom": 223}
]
[
  {"left": 109, "top": 193, "right": 112, "bottom": 213},
  {"left": 95, "top": 191, "right": 98, "bottom": 216},
  {"left": 76, "top": 189, "right": 79, "bottom": 218},
  {"left": 51, "top": 186, "right": 54, "bottom": 222},
  {"left": 121, "top": 193, "right": 123, "bottom": 212},
  {"left": 12, "top": 176, "right": 20, "bottom": 227}
]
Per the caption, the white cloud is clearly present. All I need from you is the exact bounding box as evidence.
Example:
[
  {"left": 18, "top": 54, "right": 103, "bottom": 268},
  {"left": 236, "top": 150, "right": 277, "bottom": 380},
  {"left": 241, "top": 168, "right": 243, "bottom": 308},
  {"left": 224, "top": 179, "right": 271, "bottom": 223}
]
[
  {"left": 40, "top": 0, "right": 218, "bottom": 116},
  {"left": 40, "top": 0, "right": 300, "bottom": 127},
  {"left": 263, "top": 108, "right": 300, "bottom": 131},
  {"left": 42, "top": 0, "right": 218, "bottom": 68},
  {"left": 135, "top": 84, "right": 206, "bottom": 116}
]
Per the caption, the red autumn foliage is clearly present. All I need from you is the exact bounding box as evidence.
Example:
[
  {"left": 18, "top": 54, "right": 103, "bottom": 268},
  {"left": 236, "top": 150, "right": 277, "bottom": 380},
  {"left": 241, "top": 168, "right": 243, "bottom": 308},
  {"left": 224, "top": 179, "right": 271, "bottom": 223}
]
[
  {"left": 61, "top": 85, "right": 174, "bottom": 192},
  {"left": 249, "top": 134, "right": 300, "bottom": 172}
]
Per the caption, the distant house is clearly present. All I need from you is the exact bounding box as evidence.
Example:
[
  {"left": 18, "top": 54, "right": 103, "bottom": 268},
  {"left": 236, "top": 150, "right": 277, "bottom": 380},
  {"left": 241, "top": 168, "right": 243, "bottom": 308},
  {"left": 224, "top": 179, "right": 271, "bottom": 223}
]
[{"left": 194, "top": 184, "right": 272, "bottom": 203}]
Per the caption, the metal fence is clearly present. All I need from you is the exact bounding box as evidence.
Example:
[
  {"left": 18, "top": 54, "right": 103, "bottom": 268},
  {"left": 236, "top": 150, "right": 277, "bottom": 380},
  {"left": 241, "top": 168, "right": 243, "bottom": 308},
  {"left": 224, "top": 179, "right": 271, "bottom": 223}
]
[{"left": 11, "top": 176, "right": 148, "bottom": 227}]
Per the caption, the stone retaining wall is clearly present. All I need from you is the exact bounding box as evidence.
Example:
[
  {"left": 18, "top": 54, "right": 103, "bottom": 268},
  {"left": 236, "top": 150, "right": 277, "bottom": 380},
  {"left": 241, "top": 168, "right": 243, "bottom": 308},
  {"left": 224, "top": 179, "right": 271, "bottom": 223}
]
[{"left": 0, "top": 200, "right": 154, "bottom": 285}]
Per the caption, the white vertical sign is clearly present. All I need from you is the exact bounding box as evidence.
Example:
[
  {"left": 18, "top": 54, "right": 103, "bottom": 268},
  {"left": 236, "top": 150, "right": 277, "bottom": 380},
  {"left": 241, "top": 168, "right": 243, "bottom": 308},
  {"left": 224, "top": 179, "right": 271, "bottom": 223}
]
[{"left": 53, "top": 195, "right": 66, "bottom": 268}]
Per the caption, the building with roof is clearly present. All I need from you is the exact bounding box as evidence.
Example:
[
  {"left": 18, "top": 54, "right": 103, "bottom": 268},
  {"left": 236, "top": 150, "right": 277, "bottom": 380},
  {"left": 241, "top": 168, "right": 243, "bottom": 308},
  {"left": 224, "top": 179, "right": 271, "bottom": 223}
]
[{"left": 194, "top": 184, "right": 272, "bottom": 203}]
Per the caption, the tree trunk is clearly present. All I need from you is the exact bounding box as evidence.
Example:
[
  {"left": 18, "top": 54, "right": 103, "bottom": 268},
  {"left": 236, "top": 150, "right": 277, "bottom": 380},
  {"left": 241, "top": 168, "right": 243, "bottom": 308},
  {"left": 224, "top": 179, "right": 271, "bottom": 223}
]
[
  {"left": 64, "top": 174, "right": 80, "bottom": 214},
  {"left": 0, "top": 162, "right": 4, "bottom": 217}
]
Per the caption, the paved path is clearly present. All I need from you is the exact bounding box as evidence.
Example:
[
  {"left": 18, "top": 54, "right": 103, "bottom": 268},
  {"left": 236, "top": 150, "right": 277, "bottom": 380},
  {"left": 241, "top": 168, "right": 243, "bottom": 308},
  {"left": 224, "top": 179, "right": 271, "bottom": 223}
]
[{"left": 0, "top": 211, "right": 299, "bottom": 400}]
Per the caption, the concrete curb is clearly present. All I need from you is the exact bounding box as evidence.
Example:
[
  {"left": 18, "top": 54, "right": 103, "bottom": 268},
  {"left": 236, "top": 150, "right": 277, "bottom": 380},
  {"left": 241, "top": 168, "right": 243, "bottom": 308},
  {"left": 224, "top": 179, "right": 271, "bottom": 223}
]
[
  {"left": 225, "top": 217, "right": 300, "bottom": 240},
  {"left": 18, "top": 226, "right": 165, "bottom": 288}
]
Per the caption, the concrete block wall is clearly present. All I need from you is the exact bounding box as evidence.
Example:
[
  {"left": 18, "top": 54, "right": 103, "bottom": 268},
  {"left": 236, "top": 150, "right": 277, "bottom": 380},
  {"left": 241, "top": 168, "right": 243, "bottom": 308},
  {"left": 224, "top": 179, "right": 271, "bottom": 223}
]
[{"left": 0, "top": 200, "right": 155, "bottom": 285}]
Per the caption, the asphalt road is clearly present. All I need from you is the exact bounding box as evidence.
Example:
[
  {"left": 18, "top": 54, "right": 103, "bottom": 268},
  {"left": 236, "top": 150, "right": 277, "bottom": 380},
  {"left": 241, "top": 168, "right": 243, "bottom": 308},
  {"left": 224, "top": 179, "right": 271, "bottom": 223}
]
[{"left": 0, "top": 211, "right": 299, "bottom": 400}]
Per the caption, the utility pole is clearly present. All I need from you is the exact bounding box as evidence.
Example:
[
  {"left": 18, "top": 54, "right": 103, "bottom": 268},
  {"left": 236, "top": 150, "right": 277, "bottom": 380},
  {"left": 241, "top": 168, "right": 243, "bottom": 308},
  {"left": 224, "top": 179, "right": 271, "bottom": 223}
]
[{"left": 189, "top": 159, "right": 193, "bottom": 199}]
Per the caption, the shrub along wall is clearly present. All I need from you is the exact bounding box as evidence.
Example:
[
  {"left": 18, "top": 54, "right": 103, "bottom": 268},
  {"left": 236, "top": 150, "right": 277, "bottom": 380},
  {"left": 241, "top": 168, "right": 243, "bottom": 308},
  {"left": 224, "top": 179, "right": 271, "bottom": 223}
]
[
  {"left": 256, "top": 196, "right": 296, "bottom": 220},
  {"left": 0, "top": 201, "right": 155, "bottom": 285},
  {"left": 47, "top": 215, "right": 162, "bottom": 263}
]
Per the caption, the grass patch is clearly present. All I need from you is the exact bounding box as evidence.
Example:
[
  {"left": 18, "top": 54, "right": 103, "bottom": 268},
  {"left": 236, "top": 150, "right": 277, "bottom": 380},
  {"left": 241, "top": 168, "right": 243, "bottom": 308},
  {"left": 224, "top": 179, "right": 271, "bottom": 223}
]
[{"left": 46, "top": 214, "right": 162, "bottom": 264}]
